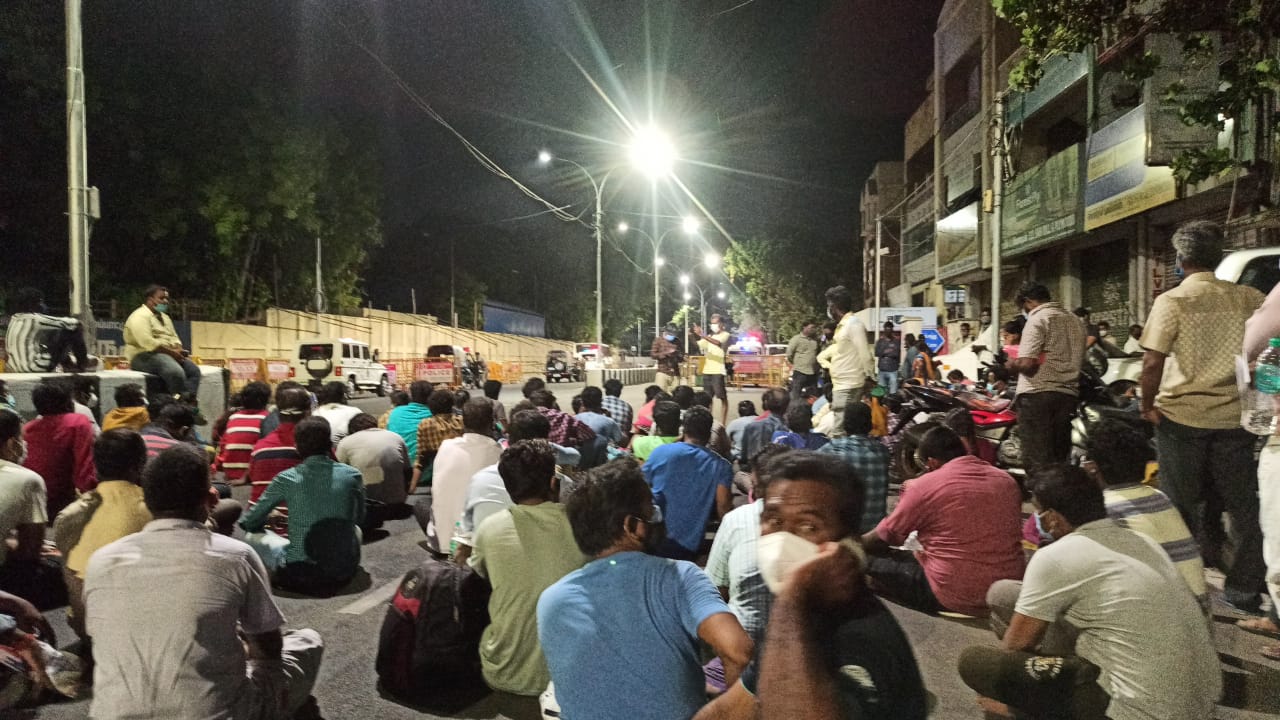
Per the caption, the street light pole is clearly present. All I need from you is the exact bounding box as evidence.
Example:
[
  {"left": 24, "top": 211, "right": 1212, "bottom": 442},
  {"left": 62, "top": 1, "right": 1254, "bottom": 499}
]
[{"left": 66, "top": 0, "right": 93, "bottom": 326}]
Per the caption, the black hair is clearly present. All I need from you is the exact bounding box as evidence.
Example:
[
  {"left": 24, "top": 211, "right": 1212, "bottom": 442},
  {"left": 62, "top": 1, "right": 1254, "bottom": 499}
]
[
  {"left": 761, "top": 387, "right": 790, "bottom": 415},
  {"left": 764, "top": 450, "right": 864, "bottom": 537},
  {"left": 1029, "top": 465, "right": 1107, "bottom": 527},
  {"left": 114, "top": 383, "right": 147, "bottom": 408},
  {"left": 317, "top": 381, "right": 347, "bottom": 405},
  {"left": 240, "top": 381, "right": 272, "bottom": 410},
  {"left": 565, "top": 459, "right": 652, "bottom": 556},
  {"left": 1073, "top": 307, "right": 1090, "bottom": 319},
  {"left": 273, "top": 380, "right": 303, "bottom": 399},
  {"left": 671, "top": 385, "right": 695, "bottom": 410},
  {"left": 32, "top": 381, "right": 73, "bottom": 416},
  {"left": 143, "top": 284, "right": 168, "bottom": 300},
  {"left": 294, "top": 417, "right": 332, "bottom": 457},
  {"left": 409, "top": 380, "right": 434, "bottom": 405},
  {"left": 842, "top": 402, "right": 874, "bottom": 436},
  {"left": 508, "top": 409, "right": 552, "bottom": 442},
  {"left": 0, "top": 409, "right": 21, "bottom": 446},
  {"left": 581, "top": 386, "right": 604, "bottom": 412},
  {"left": 73, "top": 375, "right": 96, "bottom": 398},
  {"left": 483, "top": 380, "right": 502, "bottom": 400},
  {"left": 800, "top": 386, "right": 822, "bottom": 400},
  {"left": 691, "top": 390, "right": 713, "bottom": 409},
  {"left": 737, "top": 400, "right": 757, "bottom": 417},
  {"left": 454, "top": 389, "right": 471, "bottom": 408},
  {"left": 824, "top": 285, "right": 854, "bottom": 314},
  {"left": 1085, "top": 418, "right": 1154, "bottom": 486},
  {"left": 570, "top": 395, "right": 584, "bottom": 414},
  {"left": 750, "top": 443, "right": 793, "bottom": 498},
  {"left": 142, "top": 444, "right": 210, "bottom": 518},
  {"left": 389, "top": 390, "right": 410, "bottom": 407},
  {"left": 159, "top": 402, "right": 195, "bottom": 433},
  {"left": 275, "top": 387, "right": 312, "bottom": 419},
  {"left": 426, "top": 388, "right": 455, "bottom": 416},
  {"left": 682, "top": 405, "right": 714, "bottom": 443},
  {"left": 904, "top": 333, "right": 917, "bottom": 345},
  {"left": 11, "top": 287, "right": 44, "bottom": 313},
  {"left": 529, "top": 389, "right": 557, "bottom": 409},
  {"left": 347, "top": 413, "right": 378, "bottom": 435},
  {"left": 522, "top": 377, "right": 546, "bottom": 398},
  {"left": 1003, "top": 318, "right": 1025, "bottom": 336},
  {"left": 947, "top": 369, "right": 966, "bottom": 382},
  {"left": 94, "top": 429, "right": 148, "bottom": 482},
  {"left": 918, "top": 426, "right": 967, "bottom": 464},
  {"left": 942, "top": 407, "right": 976, "bottom": 442},
  {"left": 652, "top": 400, "right": 682, "bottom": 436},
  {"left": 643, "top": 385, "right": 663, "bottom": 402},
  {"left": 461, "top": 398, "right": 494, "bottom": 434},
  {"left": 498, "top": 440, "right": 558, "bottom": 503},
  {"left": 1014, "top": 281, "right": 1051, "bottom": 305},
  {"left": 603, "top": 378, "right": 623, "bottom": 397},
  {"left": 785, "top": 403, "right": 813, "bottom": 433},
  {"left": 148, "top": 393, "right": 174, "bottom": 422}
]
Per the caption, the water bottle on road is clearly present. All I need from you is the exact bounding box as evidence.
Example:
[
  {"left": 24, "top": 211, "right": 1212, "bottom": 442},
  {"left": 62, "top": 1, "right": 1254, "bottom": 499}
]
[{"left": 1244, "top": 338, "right": 1280, "bottom": 434}]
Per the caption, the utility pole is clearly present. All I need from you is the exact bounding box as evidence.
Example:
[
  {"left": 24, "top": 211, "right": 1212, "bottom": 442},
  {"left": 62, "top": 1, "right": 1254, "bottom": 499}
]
[
  {"left": 449, "top": 237, "right": 456, "bottom": 328},
  {"left": 66, "top": 0, "right": 94, "bottom": 327},
  {"left": 314, "top": 236, "right": 324, "bottom": 335},
  {"left": 990, "top": 93, "right": 1007, "bottom": 342},
  {"left": 410, "top": 288, "right": 417, "bottom": 315},
  {"left": 874, "top": 215, "right": 883, "bottom": 324},
  {"left": 594, "top": 181, "right": 604, "bottom": 352}
]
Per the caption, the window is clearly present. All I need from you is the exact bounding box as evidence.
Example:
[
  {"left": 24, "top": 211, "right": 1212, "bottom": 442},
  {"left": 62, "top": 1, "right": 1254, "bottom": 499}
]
[
  {"left": 343, "top": 344, "right": 352, "bottom": 359},
  {"left": 361, "top": 345, "right": 370, "bottom": 360},
  {"left": 1239, "top": 256, "right": 1280, "bottom": 296}
]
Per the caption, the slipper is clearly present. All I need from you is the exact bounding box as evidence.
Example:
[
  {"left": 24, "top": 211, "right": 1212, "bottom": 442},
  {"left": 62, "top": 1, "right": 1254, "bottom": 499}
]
[
  {"left": 1236, "top": 617, "right": 1280, "bottom": 638},
  {"left": 1262, "top": 644, "right": 1280, "bottom": 662}
]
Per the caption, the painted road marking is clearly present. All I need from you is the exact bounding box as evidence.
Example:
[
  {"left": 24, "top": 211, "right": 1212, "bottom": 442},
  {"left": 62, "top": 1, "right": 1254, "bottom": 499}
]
[{"left": 337, "top": 579, "right": 400, "bottom": 615}]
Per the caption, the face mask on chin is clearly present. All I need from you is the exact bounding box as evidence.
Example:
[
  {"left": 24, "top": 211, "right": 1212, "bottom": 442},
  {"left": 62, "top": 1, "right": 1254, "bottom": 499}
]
[
  {"left": 1034, "top": 511, "right": 1055, "bottom": 541},
  {"left": 154, "top": 303, "right": 170, "bottom": 314},
  {"left": 756, "top": 531, "right": 866, "bottom": 594}
]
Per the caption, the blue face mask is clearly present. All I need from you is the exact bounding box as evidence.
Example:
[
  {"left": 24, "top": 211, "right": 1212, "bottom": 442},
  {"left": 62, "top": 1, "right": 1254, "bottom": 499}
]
[
  {"left": 664, "top": 334, "right": 676, "bottom": 342},
  {"left": 986, "top": 382, "right": 996, "bottom": 393},
  {"left": 1034, "top": 511, "right": 1055, "bottom": 541},
  {"left": 154, "top": 302, "right": 169, "bottom": 314},
  {"left": 1173, "top": 266, "right": 1184, "bottom": 280}
]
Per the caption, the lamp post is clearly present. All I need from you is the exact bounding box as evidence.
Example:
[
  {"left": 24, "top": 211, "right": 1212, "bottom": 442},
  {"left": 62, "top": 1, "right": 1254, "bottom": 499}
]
[
  {"left": 539, "top": 151, "right": 611, "bottom": 352},
  {"left": 682, "top": 291, "right": 693, "bottom": 355},
  {"left": 616, "top": 216, "right": 700, "bottom": 339}
]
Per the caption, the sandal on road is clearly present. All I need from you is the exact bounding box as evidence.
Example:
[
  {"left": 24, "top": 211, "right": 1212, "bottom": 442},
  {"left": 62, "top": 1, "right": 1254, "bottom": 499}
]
[{"left": 1236, "top": 617, "right": 1280, "bottom": 638}]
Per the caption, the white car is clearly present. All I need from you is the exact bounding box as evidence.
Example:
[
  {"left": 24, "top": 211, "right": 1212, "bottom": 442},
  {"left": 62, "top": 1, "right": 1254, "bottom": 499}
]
[{"left": 293, "top": 337, "right": 391, "bottom": 396}]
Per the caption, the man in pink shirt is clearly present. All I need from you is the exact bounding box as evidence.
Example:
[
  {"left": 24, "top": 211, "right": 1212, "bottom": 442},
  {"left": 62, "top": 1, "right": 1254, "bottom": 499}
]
[
  {"left": 24, "top": 381, "right": 97, "bottom": 517},
  {"left": 862, "top": 426, "right": 1024, "bottom": 616}
]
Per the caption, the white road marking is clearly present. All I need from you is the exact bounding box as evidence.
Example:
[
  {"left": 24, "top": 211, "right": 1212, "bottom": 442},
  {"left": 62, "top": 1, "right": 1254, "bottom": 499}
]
[{"left": 337, "top": 579, "right": 401, "bottom": 615}]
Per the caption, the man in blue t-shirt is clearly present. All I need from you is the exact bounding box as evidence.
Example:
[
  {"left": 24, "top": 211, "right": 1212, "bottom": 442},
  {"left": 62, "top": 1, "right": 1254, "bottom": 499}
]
[
  {"left": 642, "top": 406, "right": 734, "bottom": 559},
  {"left": 574, "top": 386, "right": 624, "bottom": 470},
  {"left": 537, "top": 460, "right": 752, "bottom": 720}
]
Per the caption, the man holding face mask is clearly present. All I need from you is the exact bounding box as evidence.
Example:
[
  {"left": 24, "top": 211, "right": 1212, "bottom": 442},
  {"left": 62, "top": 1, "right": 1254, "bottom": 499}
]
[
  {"left": 694, "top": 451, "right": 927, "bottom": 720},
  {"left": 538, "top": 459, "right": 752, "bottom": 720}
]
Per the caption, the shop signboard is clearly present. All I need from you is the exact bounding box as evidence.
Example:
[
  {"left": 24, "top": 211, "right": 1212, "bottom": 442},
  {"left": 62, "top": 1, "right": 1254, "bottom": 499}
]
[
  {"left": 1006, "top": 53, "right": 1088, "bottom": 127},
  {"left": 1002, "top": 144, "right": 1083, "bottom": 256},
  {"left": 936, "top": 202, "right": 980, "bottom": 279},
  {"left": 1144, "top": 33, "right": 1219, "bottom": 166},
  {"left": 1085, "top": 104, "right": 1176, "bottom": 230}
]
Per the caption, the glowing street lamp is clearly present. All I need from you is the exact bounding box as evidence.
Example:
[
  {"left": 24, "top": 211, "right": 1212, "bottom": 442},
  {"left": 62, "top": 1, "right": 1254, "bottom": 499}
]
[
  {"left": 628, "top": 126, "right": 677, "bottom": 179},
  {"left": 681, "top": 216, "right": 701, "bottom": 234},
  {"left": 537, "top": 150, "right": 552, "bottom": 165},
  {"left": 704, "top": 252, "right": 720, "bottom": 269}
]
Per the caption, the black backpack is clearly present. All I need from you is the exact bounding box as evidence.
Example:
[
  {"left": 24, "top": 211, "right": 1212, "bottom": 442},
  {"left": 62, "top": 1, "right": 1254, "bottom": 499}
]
[{"left": 375, "top": 557, "right": 492, "bottom": 707}]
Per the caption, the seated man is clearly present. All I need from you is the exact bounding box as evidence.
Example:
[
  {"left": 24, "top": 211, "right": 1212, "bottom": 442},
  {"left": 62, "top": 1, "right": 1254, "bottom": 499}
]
[
  {"left": 101, "top": 383, "right": 150, "bottom": 433},
  {"left": 240, "top": 417, "right": 366, "bottom": 595},
  {"left": 631, "top": 384, "right": 665, "bottom": 435},
  {"left": 631, "top": 400, "right": 681, "bottom": 462},
  {"left": 23, "top": 381, "right": 96, "bottom": 518},
  {"left": 642, "top": 406, "right": 733, "bottom": 560},
  {"left": 122, "top": 285, "right": 202, "bottom": 403},
  {"left": 725, "top": 400, "right": 758, "bottom": 460},
  {"left": 336, "top": 413, "right": 410, "bottom": 513},
  {"left": 1088, "top": 419, "right": 1209, "bottom": 614},
  {"left": 85, "top": 444, "right": 324, "bottom": 719},
  {"left": 738, "top": 387, "right": 788, "bottom": 473},
  {"left": 600, "top": 378, "right": 633, "bottom": 441},
  {"left": 958, "top": 466, "right": 1220, "bottom": 720},
  {"left": 311, "top": 381, "right": 361, "bottom": 446},
  {"left": 698, "top": 451, "right": 927, "bottom": 720},
  {"left": 574, "top": 386, "right": 624, "bottom": 469},
  {"left": 529, "top": 389, "right": 596, "bottom": 448},
  {"left": 139, "top": 400, "right": 198, "bottom": 458},
  {"left": 246, "top": 386, "right": 311, "bottom": 522},
  {"left": 862, "top": 426, "right": 1024, "bottom": 615},
  {"left": 3, "top": 287, "right": 92, "bottom": 373},
  {"left": 818, "top": 403, "right": 890, "bottom": 532},
  {"left": 409, "top": 388, "right": 463, "bottom": 492},
  {"left": 469, "top": 440, "right": 585, "bottom": 696},
  {"left": 423, "top": 400, "right": 501, "bottom": 555},
  {"left": 691, "top": 391, "right": 733, "bottom": 459},
  {"left": 770, "top": 404, "right": 830, "bottom": 451},
  {"left": 213, "top": 381, "right": 272, "bottom": 485},
  {"left": 0, "top": 410, "right": 60, "bottom": 610},
  {"left": 538, "top": 460, "right": 752, "bottom": 719},
  {"left": 55, "top": 428, "right": 151, "bottom": 639}
]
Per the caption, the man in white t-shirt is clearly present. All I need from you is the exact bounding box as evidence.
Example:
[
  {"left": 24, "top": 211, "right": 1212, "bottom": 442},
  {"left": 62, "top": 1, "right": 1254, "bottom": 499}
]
[
  {"left": 958, "top": 465, "right": 1219, "bottom": 720},
  {"left": 312, "top": 381, "right": 363, "bottom": 446},
  {"left": 85, "top": 444, "right": 323, "bottom": 720},
  {"left": 816, "top": 285, "right": 873, "bottom": 430}
]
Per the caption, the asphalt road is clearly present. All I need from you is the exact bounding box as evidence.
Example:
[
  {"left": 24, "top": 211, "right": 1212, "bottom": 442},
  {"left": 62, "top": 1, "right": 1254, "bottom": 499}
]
[{"left": 29, "top": 380, "right": 1280, "bottom": 719}]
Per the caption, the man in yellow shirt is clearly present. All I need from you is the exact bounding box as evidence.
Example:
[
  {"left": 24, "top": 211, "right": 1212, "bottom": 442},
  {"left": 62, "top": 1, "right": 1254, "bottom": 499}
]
[
  {"left": 123, "top": 285, "right": 202, "bottom": 402},
  {"left": 694, "top": 314, "right": 732, "bottom": 425},
  {"left": 54, "top": 429, "right": 151, "bottom": 639}
]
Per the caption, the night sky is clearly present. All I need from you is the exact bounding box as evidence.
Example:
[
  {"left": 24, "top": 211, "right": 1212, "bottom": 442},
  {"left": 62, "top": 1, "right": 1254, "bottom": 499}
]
[{"left": 5, "top": 0, "right": 942, "bottom": 315}]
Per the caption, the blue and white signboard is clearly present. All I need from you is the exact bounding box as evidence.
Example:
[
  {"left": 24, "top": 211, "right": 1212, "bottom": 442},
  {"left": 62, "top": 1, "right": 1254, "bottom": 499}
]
[{"left": 921, "top": 328, "right": 946, "bottom": 354}]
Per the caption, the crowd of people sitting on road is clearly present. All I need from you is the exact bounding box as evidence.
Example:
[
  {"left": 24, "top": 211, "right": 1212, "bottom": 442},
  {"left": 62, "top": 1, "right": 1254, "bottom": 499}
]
[{"left": 0, "top": 219, "right": 1274, "bottom": 719}]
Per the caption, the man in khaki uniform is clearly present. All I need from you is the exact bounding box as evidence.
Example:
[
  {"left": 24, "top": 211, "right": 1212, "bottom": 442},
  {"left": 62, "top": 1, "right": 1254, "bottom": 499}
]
[
  {"left": 1140, "top": 220, "right": 1266, "bottom": 613},
  {"left": 124, "top": 285, "right": 202, "bottom": 401}
]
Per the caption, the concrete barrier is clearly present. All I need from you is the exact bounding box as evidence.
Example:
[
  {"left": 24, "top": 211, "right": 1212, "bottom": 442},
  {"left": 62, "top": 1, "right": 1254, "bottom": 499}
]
[
  {"left": 593, "top": 367, "right": 658, "bottom": 387},
  {"left": 0, "top": 365, "right": 229, "bottom": 421}
]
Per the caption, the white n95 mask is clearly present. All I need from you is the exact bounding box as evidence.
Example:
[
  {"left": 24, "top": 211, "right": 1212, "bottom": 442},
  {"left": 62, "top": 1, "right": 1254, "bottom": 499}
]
[{"left": 757, "top": 532, "right": 866, "bottom": 594}]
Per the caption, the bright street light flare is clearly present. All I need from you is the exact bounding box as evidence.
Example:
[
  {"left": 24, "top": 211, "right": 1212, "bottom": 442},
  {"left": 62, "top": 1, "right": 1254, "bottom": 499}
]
[
  {"left": 681, "top": 216, "right": 700, "bottom": 234},
  {"left": 704, "top": 253, "right": 719, "bottom": 269},
  {"left": 654, "top": 256, "right": 665, "bottom": 267},
  {"left": 716, "top": 290, "right": 726, "bottom": 299},
  {"left": 537, "top": 150, "right": 552, "bottom": 165},
  {"left": 679, "top": 274, "right": 690, "bottom": 285},
  {"left": 683, "top": 292, "right": 692, "bottom": 301},
  {"left": 628, "top": 126, "right": 676, "bottom": 179},
  {"left": 616, "top": 221, "right": 629, "bottom": 232}
]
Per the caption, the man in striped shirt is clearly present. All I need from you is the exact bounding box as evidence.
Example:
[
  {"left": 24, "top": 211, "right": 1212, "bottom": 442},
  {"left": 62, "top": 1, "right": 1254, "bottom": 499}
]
[
  {"left": 246, "top": 387, "right": 311, "bottom": 533},
  {"left": 139, "top": 401, "right": 197, "bottom": 458},
  {"left": 1087, "top": 419, "right": 1209, "bottom": 614},
  {"left": 3, "top": 288, "right": 92, "bottom": 373},
  {"left": 213, "top": 381, "right": 271, "bottom": 485}
]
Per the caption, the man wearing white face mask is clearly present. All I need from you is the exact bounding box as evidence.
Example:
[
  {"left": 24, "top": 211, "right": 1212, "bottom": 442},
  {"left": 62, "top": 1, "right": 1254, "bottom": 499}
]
[
  {"left": 694, "top": 314, "right": 733, "bottom": 425},
  {"left": 538, "top": 460, "right": 752, "bottom": 720},
  {"left": 694, "top": 451, "right": 926, "bottom": 720}
]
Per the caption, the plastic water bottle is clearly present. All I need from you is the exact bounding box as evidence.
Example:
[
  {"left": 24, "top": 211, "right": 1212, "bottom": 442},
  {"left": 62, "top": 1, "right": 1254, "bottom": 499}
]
[
  {"left": 1245, "top": 338, "right": 1280, "bottom": 434},
  {"left": 448, "top": 520, "right": 461, "bottom": 558}
]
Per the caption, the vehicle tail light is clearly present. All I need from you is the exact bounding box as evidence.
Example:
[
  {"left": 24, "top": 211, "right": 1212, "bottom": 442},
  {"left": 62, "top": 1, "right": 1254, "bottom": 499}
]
[
  {"left": 334, "top": 366, "right": 342, "bottom": 376},
  {"left": 288, "top": 367, "right": 296, "bottom": 378}
]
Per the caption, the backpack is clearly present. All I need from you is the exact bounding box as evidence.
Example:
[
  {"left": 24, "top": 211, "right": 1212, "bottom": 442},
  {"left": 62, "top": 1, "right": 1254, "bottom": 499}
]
[{"left": 375, "top": 557, "right": 492, "bottom": 707}]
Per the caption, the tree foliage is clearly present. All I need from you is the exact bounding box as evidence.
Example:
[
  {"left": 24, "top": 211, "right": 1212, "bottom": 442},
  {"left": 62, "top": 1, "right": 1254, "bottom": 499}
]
[
  {"left": 724, "top": 236, "right": 836, "bottom": 341},
  {"left": 993, "top": 0, "right": 1280, "bottom": 184}
]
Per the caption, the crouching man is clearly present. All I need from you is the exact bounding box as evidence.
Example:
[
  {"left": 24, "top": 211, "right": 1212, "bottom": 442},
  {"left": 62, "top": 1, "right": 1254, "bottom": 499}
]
[{"left": 85, "top": 445, "right": 324, "bottom": 719}]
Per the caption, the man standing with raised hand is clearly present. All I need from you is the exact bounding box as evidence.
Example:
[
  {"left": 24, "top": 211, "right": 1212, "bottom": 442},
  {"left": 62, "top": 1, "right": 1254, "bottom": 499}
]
[{"left": 693, "top": 313, "right": 733, "bottom": 426}]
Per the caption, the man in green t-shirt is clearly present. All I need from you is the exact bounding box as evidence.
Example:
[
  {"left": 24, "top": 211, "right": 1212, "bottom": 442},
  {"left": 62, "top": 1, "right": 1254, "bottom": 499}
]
[
  {"left": 469, "top": 440, "right": 586, "bottom": 696},
  {"left": 630, "top": 401, "right": 681, "bottom": 463}
]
